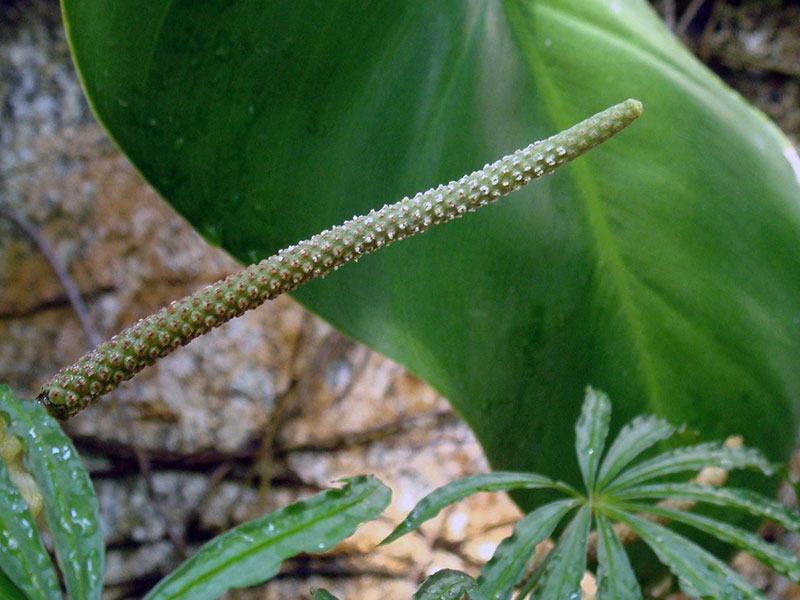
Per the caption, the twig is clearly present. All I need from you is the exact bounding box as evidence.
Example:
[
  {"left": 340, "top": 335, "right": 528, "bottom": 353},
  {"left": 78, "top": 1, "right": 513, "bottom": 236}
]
[
  {"left": 663, "top": 0, "right": 676, "bottom": 30},
  {"left": 677, "top": 0, "right": 709, "bottom": 37},
  {"left": 0, "top": 207, "right": 102, "bottom": 347}
]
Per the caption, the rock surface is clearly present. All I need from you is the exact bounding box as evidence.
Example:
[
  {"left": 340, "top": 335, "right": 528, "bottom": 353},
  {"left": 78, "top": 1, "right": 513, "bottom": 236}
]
[{"left": 1, "top": 1, "right": 799, "bottom": 599}]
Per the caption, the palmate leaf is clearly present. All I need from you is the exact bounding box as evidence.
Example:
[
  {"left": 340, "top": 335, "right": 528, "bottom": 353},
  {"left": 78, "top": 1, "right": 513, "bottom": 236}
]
[
  {"left": 605, "top": 507, "right": 765, "bottom": 599},
  {"left": 612, "top": 483, "right": 800, "bottom": 533},
  {"left": 603, "top": 442, "right": 774, "bottom": 493},
  {"left": 620, "top": 502, "right": 800, "bottom": 584},
  {"left": 413, "top": 569, "right": 487, "bottom": 600},
  {"left": 530, "top": 505, "right": 591, "bottom": 599},
  {"left": 595, "top": 414, "right": 675, "bottom": 490},
  {"left": 62, "top": 0, "right": 800, "bottom": 495},
  {"left": 142, "top": 475, "right": 390, "bottom": 600},
  {"left": 0, "top": 385, "right": 104, "bottom": 600},
  {"left": 0, "top": 446, "right": 60, "bottom": 600},
  {"left": 575, "top": 387, "right": 611, "bottom": 490},
  {"left": 594, "top": 512, "right": 642, "bottom": 600},
  {"left": 381, "top": 472, "right": 576, "bottom": 545},
  {"left": 477, "top": 498, "right": 577, "bottom": 600}
]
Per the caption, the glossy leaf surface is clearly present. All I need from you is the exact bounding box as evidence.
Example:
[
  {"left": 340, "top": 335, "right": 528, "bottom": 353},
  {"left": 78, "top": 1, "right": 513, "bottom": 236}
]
[
  {"left": 605, "top": 441, "right": 774, "bottom": 493},
  {"left": 594, "top": 512, "right": 642, "bottom": 600},
  {"left": 530, "top": 505, "right": 591, "bottom": 599},
  {"left": 575, "top": 387, "right": 611, "bottom": 490},
  {"left": 142, "top": 475, "right": 390, "bottom": 600},
  {"left": 0, "top": 397, "right": 60, "bottom": 600},
  {"left": 413, "top": 569, "right": 487, "bottom": 600},
  {"left": 596, "top": 414, "right": 675, "bottom": 490},
  {"left": 62, "top": 0, "right": 800, "bottom": 488},
  {"left": 382, "top": 472, "right": 568, "bottom": 545},
  {"left": 621, "top": 502, "right": 800, "bottom": 583},
  {"left": 0, "top": 385, "right": 104, "bottom": 600},
  {"left": 613, "top": 483, "right": 800, "bottom": 532},
  {"left": 607, "top": 507, "right": 764, "bottom": 599},
  {"left": 478, "top": 498, "right": 576, "bottom": 600}
]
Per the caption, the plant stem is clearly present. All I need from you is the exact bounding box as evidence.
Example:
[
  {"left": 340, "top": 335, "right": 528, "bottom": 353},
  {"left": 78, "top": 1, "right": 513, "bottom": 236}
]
[{"left": 37, "top": 100, "right": 642, "bottom": 419}]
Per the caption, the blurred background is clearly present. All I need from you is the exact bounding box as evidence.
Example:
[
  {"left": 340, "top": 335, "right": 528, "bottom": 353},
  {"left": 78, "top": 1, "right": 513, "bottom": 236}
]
[{"left": 1, "top": 1, "right": 798, "bottom": 598}]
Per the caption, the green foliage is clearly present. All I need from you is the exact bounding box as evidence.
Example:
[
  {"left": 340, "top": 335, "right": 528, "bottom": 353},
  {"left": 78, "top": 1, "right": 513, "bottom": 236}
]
[
  {"left": 0, "top": 384, "right": 390, "bottom": 600},
  {"left": 2, "top": 384, "right": 797, "bottom": 599},
  {"left": 384, "top": 387, "right": 799, "bottom": 598},
  {"left": 0, "top": 385, "right": 102, "bottom": 600},
  {"left": 0, "top": 449, "right": 60, "bottom": 600},
  {"left": 141, "top": 475, "right": 390, "bottom": 600},
  {"left": 60, "top": 0, "right": 800, "bottom": 493}
]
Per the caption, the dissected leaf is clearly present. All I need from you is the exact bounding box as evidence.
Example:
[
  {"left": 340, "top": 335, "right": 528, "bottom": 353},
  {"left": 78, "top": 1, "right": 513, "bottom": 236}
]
[
  {"left": 413, "top": 569, "right": 487, "bottom": 600},
  {"left": 62, "top": 0, "right": 800, "bottom": 494},
  {"left": 612, "top": 483, "right": 800, "bottom": 532},
  {"left": 0, "top": 420, "right": 61, "bottom": 600},
  {"left": 604, "top": 442, "right": 774, "bottom": 493},
  {"left": 620, "top": 502, "right": 800, "bottom": 583},
  {"left": 575, "top": 387, "right": 611, "bottom": 490},
  {"left": 595, "top": 414, "right": 675, "bottom": 490},
  {"left": 382, "top": 472, "right": 574, "bottom": 545},
  {"left": 530, "top": 505, "right": 591, "bottom": 599},
  {"left": 478, "top": 498, "right": 577, "bottom": 600},
  {"left": 143, "top": 475, "right": 390, "bottom": 600},
  {"left": 594, "top": 512, "right": 642, "bottom": 600},
  {"left": 606, "top": 507, "right": 765, "bottom": 599},
  {"left": 0, "top": 385, "right": 104, "bottom": 600}
]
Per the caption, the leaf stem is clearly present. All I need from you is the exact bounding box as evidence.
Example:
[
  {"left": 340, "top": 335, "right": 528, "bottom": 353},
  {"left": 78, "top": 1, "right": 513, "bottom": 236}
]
[{"left": 37, "top": 100, "right": 642, "bottom": 419}]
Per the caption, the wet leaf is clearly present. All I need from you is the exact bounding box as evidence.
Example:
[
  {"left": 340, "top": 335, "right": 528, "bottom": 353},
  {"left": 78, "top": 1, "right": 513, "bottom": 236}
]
[
  {"left": 594, "top": 512, "right": 642, "bottom": 600},
  {"left": 604, "top": 442, "right": 774, "bottom": 493},
  {"left": 413, "top": 569, "right": 487, "bottom": 600},
  {"left": 0, "top": 385, "right": 103, "bottom": 600},
  {"left": 530, "top": 505, "right": 591, "bottom": 599},
  {"left": 0, "top": 408, "right": 60, "bottom": 600},
  {"left": 612, "top": 483, "right": 800, "bottom": 533},
  {"left": 575, "top": 387, "right": 611, "bottom": 490},
  {"left": 606, "top": 507, "right": 764, "bottom": 599},
  {"left": 382, "top": 472, "right": 573, "bottom": 545},
  {"left": 143, "top": 475, "right": 390, "bottom": 600},
  {"left": 620, "top": 502, "right": 800, "bottom": 583},
  {"left": 595, "top": 414, "right": 675, "bottom": 490},
  {"left": 478, "top": 499, "right": 577, "bottom": 600}
]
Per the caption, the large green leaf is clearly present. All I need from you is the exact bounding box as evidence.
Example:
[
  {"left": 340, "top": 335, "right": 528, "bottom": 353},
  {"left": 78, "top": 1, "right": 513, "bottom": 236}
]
[{"left": 61, "top": 0, "right": 800, "bottom": 490}]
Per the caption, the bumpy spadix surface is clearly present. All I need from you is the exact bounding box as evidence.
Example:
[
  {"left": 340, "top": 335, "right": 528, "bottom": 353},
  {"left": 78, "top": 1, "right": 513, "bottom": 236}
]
[{"left": 39, "top": 101, "right": 641, "bottom": 419}]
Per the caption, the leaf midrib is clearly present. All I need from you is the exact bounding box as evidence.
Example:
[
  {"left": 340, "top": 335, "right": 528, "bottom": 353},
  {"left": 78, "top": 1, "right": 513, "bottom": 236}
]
[
  {"left": 159, "top": 482, "right": 380, "bottom": 599},
  {"left": 499, "top": 1, "right": 664, "bottom": 416}
]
